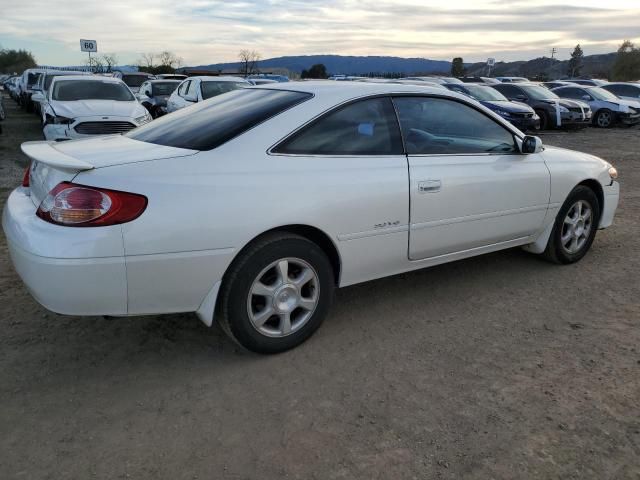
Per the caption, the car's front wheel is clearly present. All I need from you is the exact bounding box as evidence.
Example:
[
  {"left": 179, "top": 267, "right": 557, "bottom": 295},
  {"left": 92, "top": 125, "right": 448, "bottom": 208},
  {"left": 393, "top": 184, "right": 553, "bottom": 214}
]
[
  {"left": 218, "top": 233, "right": 335, "bottom": 354},
  {"left": 594, "top": 109, "right": 613, "bottom": 128},
  {"left": 543, "top": 185, "right": 601, "bottom": 264}
]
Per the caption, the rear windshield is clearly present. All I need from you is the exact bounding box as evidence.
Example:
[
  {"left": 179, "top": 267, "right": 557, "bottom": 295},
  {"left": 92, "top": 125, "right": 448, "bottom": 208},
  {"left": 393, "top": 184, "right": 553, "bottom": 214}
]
[
  {"left": 122, "top": 74, "right": 150, "bottom": 87},
  {"left": 52, "top": 80, "right": 135, "bottom": 101},
  {"left": 152, "top": 81, "right": 180, "bottom": 96},
  {"left": 200, "top": 81, "right": 248, "bottom": 100},
  {"left": 126, "top": 88, "right": 312, "bottom": 151}
]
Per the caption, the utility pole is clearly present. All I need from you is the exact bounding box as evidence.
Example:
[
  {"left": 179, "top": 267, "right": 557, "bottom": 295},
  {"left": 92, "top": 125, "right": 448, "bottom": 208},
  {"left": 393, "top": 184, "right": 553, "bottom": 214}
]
[{"left": 551, "top": 47, "right": 557, "bottom": 60}]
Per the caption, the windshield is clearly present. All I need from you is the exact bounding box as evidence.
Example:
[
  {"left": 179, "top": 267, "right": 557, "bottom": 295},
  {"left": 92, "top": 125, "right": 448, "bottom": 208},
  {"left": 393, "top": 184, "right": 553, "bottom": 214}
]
[
  {"left": 200, "top": 81, "right": 247, "bottom": 100},
  {"left": 589, "top": 87, "right": 620, "bottom": 101},
  {"left": 52, "top": 80, "right": 135, "bottom": 101},
  {"left": 122, "top": 74, "right": 150, "bottom": 87},
  {"left": 520, "top": 85, "right": 558, "bottom": 100},
  {"left": 152, "top": 82, "right": 180, "bottom": 96},
  {"left": 126, "top": 89, "right": 311, "bottom": 150},
  {"left": 464, "top": 85, "right": 508, "bottom": 101},
  {"left": 44, "top": 73, "right": 81, "bottom": 90},
  {"left": 27, "top": 73, "right": 41, "bottom": 87}
]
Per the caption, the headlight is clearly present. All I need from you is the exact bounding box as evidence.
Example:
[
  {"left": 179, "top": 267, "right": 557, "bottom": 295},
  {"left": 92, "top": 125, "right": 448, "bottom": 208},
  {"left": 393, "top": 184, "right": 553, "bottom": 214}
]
[
  {"left": 608, "top": 166, "right": 618, "bottom": 180},
  {"left": 558, "top": 106, "right": 569, "bottom": 113},
  {"left": 618, "top": 104, "right": 629, "bottom": 113},
  {"left": 496, "top": 110, "right": 511, "bottom": 117},
  {"left": 45, "top": 114, "right": 74, "bottom": 125},
  {"left": 135, "top": 112, "right": 152, "bottom": 124}
]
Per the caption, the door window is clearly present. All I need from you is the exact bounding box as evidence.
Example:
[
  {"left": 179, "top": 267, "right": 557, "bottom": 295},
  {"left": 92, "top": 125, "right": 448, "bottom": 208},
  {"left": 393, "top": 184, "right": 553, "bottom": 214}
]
[
  {"left": 186, "top": 80, "right": 199, "bottom": 100},
  {"left": 494, "top": 84, "right": 523, "bottom": 99},
  {"left": 178, "top": 80, "right": 191, "bottom": 97},
  {"left": 274, "top": 97, "right": 403, "bottom": 155},
  {"left": 558, "top": 87, "right": 589, "bottom": 100},
  {"left": 394, "top": 97, "right": 518, "bottom": 155}
]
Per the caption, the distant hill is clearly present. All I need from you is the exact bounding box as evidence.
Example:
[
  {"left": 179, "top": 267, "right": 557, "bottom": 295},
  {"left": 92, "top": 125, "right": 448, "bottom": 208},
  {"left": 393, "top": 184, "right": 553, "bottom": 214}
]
[
  {"left": 465, "top": 53, "right": 617, "bottom": 80},
  {"left": 188, "top": 55, "right": 452, "bottom": 76}
]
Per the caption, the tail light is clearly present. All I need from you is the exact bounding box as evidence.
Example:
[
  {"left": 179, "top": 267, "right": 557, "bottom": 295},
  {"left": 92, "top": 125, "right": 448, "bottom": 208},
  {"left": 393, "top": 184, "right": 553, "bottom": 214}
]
[
  {"left": 36, "top": 182, "right": 147, "bottom": 227},
  {"left": 22, "top": 163, "right": 30, "bottom": 187}
]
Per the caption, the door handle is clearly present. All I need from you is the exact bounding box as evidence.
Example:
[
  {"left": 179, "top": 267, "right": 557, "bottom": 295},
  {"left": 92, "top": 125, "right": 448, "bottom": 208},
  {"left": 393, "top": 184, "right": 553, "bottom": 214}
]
[{"left": 418, "top": 180, "right": 442, "bottom": 193}]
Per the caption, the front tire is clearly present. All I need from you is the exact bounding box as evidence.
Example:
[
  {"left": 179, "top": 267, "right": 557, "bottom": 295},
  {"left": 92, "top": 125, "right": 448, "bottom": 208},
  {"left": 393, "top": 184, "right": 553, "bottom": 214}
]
[
  {"left": 594, "top": 109, "right": 613, "bottom": 128},
  {"left": 536, "top": 109, "right": 550, "bottom": 130},
  {"left": 543, "top": 186, "right": 601, "bottom": 264},
  {"left": 218, "top": 233, "right": 335, "bottom": 354}
]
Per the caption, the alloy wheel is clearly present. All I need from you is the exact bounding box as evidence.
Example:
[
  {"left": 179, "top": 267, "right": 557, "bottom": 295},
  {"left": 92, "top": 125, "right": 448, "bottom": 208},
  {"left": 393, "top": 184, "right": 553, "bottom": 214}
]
[
  {"left": 561, "top": 200, "right": 593, "bottom": 254},
  {"left": 247, "top": 257, "right": 320, "bottom": 337},
  {"left": 597, "top": 111, "right": 612, "bottom": 128}
]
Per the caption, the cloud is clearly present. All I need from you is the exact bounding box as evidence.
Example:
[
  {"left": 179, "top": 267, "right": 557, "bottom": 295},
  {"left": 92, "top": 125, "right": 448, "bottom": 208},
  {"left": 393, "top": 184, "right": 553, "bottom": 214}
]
[{"left": 0, "top": 0, "right": 638, "bottom": 66}]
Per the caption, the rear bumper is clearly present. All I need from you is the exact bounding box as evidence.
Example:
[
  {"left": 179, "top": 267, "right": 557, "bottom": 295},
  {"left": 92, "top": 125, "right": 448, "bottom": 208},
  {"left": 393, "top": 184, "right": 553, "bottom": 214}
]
[{"left": 2, "top": 187, "right": 128, "bottom": 315}]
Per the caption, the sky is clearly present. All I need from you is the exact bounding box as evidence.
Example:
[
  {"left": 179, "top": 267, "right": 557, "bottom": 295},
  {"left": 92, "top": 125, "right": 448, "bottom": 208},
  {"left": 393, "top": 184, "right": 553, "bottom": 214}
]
[{"left": 0, "top": 0, "right": 639, "bottom": 67}]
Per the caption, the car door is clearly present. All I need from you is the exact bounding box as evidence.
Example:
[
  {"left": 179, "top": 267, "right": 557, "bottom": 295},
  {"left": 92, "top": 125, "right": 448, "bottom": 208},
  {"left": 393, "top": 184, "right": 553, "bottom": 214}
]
[
  {"left": 393, "top": 96, "right": 550, "bottom": 260},
  {"left": 271, "top": 96, "right": 409, "bottom": 285}
]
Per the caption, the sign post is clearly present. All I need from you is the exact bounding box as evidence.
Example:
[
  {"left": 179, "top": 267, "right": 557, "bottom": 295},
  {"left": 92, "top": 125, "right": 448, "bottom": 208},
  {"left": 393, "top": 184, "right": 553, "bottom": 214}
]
[
  {"left": 486, "top": 57, "right": 495, "bottom": 77},
  {"left": 80, "top": 39, "right": 98, "bottom": 71}
]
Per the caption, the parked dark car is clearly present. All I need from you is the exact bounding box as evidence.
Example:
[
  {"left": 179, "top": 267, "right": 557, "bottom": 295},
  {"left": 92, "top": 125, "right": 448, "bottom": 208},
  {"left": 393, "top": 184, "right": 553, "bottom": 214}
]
[
  {"left": 491, "top": 83, "right": 591, "bottom": 130},
  {"left": 601, "top": 82, "right": 640, "bottom": 102},
  {"left": 444, "top": 83, "right": 540, "bottom": 131},
  {"left": 137, "top": 79, "right": 182, "bottom": 118},
  {"left": 551, "top": 85, "right": 640, "bottom": 128}
]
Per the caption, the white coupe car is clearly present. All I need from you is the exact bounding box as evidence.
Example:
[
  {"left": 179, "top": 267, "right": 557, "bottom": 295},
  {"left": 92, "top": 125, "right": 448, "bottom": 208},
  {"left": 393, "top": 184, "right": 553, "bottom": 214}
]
[
  {"left": 3, "top": 82, "right": 620, "bottom": 353},
  {"left": 33, "top": 76, "right": 152, "bottom": 141},
  {"left": 166, "top": 76, "right": 250, "bottom": 112}
]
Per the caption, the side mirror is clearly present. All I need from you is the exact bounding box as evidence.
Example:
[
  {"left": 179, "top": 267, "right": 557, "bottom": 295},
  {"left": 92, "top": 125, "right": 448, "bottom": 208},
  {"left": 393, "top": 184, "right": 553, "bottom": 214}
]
[
  {"left": 514, "top": 94, "right": 527, "bottom": 101},
  {"left": 521, "top": 135, "right": 543, "bottom": 154},
  {"left": 31, "top": 92, "right": 45, "bottom": 102},
  {"left": 582, "top": 95, "right": 592, "bottom": 101}
]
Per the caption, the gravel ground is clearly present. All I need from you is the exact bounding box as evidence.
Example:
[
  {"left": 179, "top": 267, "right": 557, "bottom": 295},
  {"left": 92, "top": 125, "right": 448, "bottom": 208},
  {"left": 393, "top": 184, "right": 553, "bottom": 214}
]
[{"left": 1, "top": 93, "right": 639, "bottom": 480}]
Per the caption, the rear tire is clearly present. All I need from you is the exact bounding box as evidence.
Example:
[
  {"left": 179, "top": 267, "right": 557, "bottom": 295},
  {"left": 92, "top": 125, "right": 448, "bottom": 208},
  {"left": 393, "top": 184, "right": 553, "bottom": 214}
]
[
  {"left": 543, "top": 186, "right": 601, "bottom": 264},
  {"left": 218, "top": 233, "right": 335, "bottom": 354}
]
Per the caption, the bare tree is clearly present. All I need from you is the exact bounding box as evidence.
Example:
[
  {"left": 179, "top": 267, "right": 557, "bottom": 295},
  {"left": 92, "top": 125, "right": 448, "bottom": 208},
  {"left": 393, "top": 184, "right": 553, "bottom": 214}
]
[
  {"left": 85, "top": 55, "right": 104, "bottom": 73},
  {"left": 101, "top": 53, "right": 118, "bottom": 73},
  {"left": 238, "top": 50, "right": 261, "bottom": 76},
  {"left": 139, "top": 52, "right": 156, "bottom": 69},
  {"left": 158, "top": 50, "right": 183, "bottom": 68}
]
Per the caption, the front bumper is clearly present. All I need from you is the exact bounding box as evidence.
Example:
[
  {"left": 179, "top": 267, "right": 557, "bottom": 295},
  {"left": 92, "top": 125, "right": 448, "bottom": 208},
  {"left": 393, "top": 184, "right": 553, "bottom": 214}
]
[
  {"left": 557, "top": 110, "right": 592, "bottom": 128},
  {"left": 600, "top": 181, "right": 620, "bottom": 229},
  {"left": 619, "top": 112, "right": 640, "bottom": 126},
  {"left": 2, "top": 187, "right": 128, "bottom": 315},
  {"left": 43, "top": 115, "right": 147, "bottom": 141},
  {"left": 508, "top": 114, "right": 540, "bottom": 131}
]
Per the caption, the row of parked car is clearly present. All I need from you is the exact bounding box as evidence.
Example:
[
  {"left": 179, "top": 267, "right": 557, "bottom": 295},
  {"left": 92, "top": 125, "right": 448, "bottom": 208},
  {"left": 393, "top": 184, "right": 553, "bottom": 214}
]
[
  {"left": 338, "top": 75, "right": 640, "bottom": 131},
  {"left": 1, "top": 67, "right": 639, "bottom": 143},
  {"left": 1, "top": 68, "right": 283, "bottom": 141}
]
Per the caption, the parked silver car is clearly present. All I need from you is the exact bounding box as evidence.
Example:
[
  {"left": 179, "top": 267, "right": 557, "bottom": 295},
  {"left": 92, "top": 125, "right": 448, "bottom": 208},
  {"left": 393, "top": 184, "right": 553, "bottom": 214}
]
[{"left": 552, "top": 85, "right": 640, "bottom": 128}]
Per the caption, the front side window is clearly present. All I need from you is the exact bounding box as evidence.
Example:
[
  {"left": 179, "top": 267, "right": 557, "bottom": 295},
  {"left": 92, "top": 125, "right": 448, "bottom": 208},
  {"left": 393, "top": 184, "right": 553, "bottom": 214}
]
[
  {"left": 493, "top": 84, "right": 522, "bottom": 99},
  {"left": 520, "top": 85, "right": 558, "bottom": 100},
  {"left": 274, "top": 97, "right": 403, "bottom": 155},
  {"left": 394, "top": 97, "right": 518, "bottom": 155},
  {"left": 126, "top": 89, "right": 312, "bottom": 151},
  {"left": 52, "top": 80, "right": 135, "bottom": 101},
  {"left": 200, "top": 81, "right": 248, "bottom": 100},
  {"left": 556, "top": 87, "right": 587, "bottom": 100}
]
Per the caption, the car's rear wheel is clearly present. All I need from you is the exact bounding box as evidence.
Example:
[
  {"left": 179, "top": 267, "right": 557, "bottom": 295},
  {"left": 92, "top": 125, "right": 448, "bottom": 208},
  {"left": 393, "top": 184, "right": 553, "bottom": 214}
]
[
  {"left": 543, "top": 185, "right": 601, "bottom": 264},
  {"left": 536, "top": 110, "right": 550, "bottom": 130},
  {"left": 218, "top": 233, "right": 335, "bottom": 354},
  {"left": 594, "top": 109, "right": 613, "bottom": 128}
]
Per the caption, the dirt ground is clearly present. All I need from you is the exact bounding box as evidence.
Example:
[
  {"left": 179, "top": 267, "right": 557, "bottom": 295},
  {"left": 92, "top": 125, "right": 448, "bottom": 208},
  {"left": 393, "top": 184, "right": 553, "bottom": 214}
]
[{"left": 1, "top": 93, "right": 639, "bottom": 480}]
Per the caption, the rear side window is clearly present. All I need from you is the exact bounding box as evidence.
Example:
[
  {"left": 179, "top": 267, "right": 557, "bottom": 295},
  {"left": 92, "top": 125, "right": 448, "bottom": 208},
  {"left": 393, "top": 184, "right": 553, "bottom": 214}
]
[
  {"left": 126, "top": 89, "right": 312, "bottom": 151},
  {"left": 273, "top": 97, "right": 403, "bottom": 155}
]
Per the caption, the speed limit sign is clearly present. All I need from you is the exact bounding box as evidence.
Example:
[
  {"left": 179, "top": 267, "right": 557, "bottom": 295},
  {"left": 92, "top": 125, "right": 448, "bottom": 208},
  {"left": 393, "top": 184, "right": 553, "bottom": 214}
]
[{"left": 80, "top": 39, "right": 97, "bottom": 52}]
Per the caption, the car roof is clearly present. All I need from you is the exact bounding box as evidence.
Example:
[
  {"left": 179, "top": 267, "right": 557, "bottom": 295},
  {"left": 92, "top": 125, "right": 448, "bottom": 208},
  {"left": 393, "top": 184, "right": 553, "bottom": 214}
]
[
  {"left": 50, "top": 75, "right": 124, "bottom": 83},
  {"left": 188, "top": 76, "right": 249, "bottom": 82},
  {"left": 254, "top": 80, "right": 464, "bottom": 103},
  {"left": 148, "top": 79, "right": 182, "bottom": 83}
]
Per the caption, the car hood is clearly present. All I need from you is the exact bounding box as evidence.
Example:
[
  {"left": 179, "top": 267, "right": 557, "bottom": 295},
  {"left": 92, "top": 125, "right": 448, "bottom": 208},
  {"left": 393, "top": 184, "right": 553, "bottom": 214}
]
[
  {"left": 48, "top": 135, "right": 198, "bottom": 169},
  {"left": 51, "top": 100, "right": 146, "bottom": 119},
  {"left": 616, "top": 98, "right": 640, "bottom": 109},
  {"left": 482, "top": 100, "right": 533, "bottom": 113}
]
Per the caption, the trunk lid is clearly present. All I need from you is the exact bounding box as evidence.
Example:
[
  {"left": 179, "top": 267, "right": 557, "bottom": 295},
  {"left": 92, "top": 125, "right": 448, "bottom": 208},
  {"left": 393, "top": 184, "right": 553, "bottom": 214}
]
[{"left": 21, "top": 137, "right": 197, "bottom": 207}]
